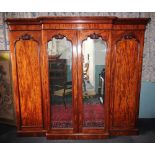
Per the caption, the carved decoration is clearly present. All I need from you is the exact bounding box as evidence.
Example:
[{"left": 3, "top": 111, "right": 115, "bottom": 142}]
[
  {"left": 20, "top": 34, "right": 33, "bottom": 40},
  {"left": 88, "top": 33, "right": 102, "bottom": 39},
  {"left": 53, "top": 33, "right": 66, "bottom": 40},
  {"left": 116, "top": 33, "right": 139, "bottom": 46},
  {"left": 123, "top": 33, "right": 136, "bottom": 40},
  {"left": 14, "top": 34, "right": 39, "bottom": 48}
]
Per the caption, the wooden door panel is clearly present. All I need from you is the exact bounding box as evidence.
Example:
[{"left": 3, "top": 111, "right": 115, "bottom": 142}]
[
  {"left": 15, "top": 36, "right": 42, "bottom": 127},
  {"left": 112, "top": 36, "right": 139, "bottom": 129}
]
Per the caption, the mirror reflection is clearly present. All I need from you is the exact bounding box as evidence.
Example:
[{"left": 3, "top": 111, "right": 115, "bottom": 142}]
[
  {"left": 82, "top": 37, "right": 106, "bottom": 128},
  {"left": 48, "top": 36, "right": 73, "bottom": 128}
]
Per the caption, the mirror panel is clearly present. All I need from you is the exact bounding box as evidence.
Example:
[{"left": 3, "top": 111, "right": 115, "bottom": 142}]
[
  {"left": 82, "top": 37, "right": 106, "bottom": 128},
  {"left": 48, "top": 36, "right": 73, "bottom": 128}
]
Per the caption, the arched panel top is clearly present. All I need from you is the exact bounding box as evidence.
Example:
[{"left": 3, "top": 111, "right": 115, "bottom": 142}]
[
  {"left": 78, "top": 31, "right": 110, "bottom": 51},
  {"left": 81, "top": 33, "right": 107, "bottom": 52},
  {"left": 45, "top": 30, "right": 77, "bottom": 45},
  {"left": 47, "top": 33, "right": 73, "bottom": 60},
  {"left": 115, "top": 32, "right": 140, "bottom": 58},
  {"left": 116, "top": 32, "right": 140, "bottom": 44},
  {"left": 47, "top": 33, "right": 73, "bottom": 44},
  {"left": 14, "top": 34, "right": 40, "bottom": 57},
  {"left": 79, "top": 31, "right": 109, "bottom": 42},
  {"left": 14, "top": 33, "right": 40, "bottom": 47}
]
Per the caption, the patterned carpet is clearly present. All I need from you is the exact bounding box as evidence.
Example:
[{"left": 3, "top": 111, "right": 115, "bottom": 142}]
[{"left": 51, "top": 103, "right": 104, "bottom": 128}]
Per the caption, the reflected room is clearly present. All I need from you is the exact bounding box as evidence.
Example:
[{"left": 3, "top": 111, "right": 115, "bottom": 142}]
[
  {"left": 82, "top": 37, "right": 106, "bottom": 128},
  {"left": 48, "top": 36, "right": 73, "bottom": 128}
]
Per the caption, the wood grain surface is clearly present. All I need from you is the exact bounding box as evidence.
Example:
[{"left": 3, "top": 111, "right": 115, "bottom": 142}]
[
  {"left": 6, "top": 16, "right": 149, "bottom": 138},
  {"left": 15, "top": 39, "right": 43, "bottom": 127},
  {"left": 112, "top": 37, "right": 139, "bottom": 129}
]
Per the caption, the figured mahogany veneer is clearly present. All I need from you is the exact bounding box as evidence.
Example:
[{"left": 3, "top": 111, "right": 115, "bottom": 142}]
[{"left": 6, "top": 16, "right": 150, "bottom": 139}]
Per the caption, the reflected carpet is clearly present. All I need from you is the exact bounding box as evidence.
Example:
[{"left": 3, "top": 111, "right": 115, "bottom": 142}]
[{"left": 51, "top": 104, "right": 104, "bottom": 128}]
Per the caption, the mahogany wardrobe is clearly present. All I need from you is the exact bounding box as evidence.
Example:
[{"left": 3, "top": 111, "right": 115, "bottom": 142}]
[{"left": 6, "top": 16, "right": 150, "bottom": 139}]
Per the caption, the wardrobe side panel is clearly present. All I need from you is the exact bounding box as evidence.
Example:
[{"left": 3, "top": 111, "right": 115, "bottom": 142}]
[
  {"left": 15, "top": 39, "right": 43, "bottom": 127},
  {"left": 113, "top": 39, "right": 139, "bottom": 128},
  {"left": 110, "top": 30, "right": 143, "bottom": 134},
  {"left": 8, "top": 30, "right": 44, "bottom": 133}
]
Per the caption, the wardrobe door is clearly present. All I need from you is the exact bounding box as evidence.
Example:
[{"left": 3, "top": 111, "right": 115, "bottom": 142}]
[
  {"left": 77, "top": 30, "right": 111, "bottom": 135},
  {"left": 10, "top": 32, "right": 43, "bottom": 133},
  {"left": 43, "top": 30, "right": 78, "bottom": 135},
  {"left": 110, "top": 32, "right": 144, "bottom": 135}
]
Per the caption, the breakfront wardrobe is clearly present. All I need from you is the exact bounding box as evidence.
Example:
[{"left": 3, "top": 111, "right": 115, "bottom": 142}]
[{"left": 6, "top": 16, "right": 150, "bottom": 139}]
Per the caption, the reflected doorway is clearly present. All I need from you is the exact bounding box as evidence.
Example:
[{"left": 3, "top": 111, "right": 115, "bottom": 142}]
[{"left": 82, "top": 36, "right": 107, "bottom": 128}]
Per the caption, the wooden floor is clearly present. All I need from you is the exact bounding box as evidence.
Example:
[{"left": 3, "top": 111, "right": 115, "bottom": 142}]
[{"left": 0, "top": 118, "right": 155, "bottom": 142}]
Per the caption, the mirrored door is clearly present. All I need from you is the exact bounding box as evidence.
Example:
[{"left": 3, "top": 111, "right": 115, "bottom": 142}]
[
  {"left": 46, "top": 30, "right": 78, "bottom": 131},
  {"left": 46, "top": 30, "right": 108, "bottom": 134},
  {"left": 82, "top": 36, "right": 106, "bottom": 128},
  {"left": 78, "top": 31, "right": 108, "bottom": 132}
]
